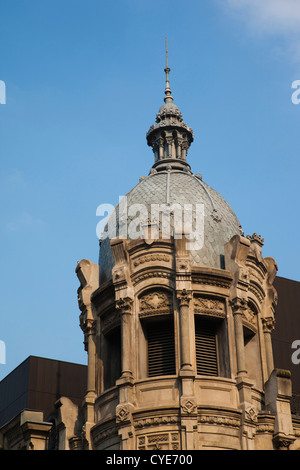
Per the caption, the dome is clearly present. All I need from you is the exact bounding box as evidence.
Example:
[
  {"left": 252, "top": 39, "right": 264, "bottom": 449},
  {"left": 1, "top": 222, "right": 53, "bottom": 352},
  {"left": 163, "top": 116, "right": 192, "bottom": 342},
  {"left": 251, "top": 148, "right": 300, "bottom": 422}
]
[
  {"left": 156, "top": 102, "right": 183, "bottom": 122},
  {"left": 99, "top": 170, "right": 243, "bottom": 284}
]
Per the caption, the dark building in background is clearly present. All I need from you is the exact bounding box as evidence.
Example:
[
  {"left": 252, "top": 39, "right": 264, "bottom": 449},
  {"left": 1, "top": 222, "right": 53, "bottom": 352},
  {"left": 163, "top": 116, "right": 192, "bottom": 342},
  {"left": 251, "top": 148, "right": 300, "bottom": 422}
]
[
  {"left": 273, "top": 276, "right": 300, "bottom": 415},
  {"left": 0, "top": 356, "right": 87, "bottom": 429}
]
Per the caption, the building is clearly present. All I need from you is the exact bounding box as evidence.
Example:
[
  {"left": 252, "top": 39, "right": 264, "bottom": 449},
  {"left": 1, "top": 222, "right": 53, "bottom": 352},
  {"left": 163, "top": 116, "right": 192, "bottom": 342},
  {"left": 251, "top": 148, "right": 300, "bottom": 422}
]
[
  {"left": 1, "top": 51, "right": 300, "bottom": 450},
  {"left": 0, "top": 356, "right": 87, "bottom": 450}
]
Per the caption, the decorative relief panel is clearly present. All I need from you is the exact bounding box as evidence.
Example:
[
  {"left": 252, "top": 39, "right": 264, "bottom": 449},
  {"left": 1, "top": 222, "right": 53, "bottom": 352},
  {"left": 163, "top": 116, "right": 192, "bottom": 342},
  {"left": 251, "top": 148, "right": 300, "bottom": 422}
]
[
  {"left": 137, "top": 432, "right": 180, "bottom": 450},
  {"left": 133, "top": 254, "right": 170, "bottom": 268},
  {"left": 193, "top": 296, "right": 225, "bottom": 318},
  {"left": 243, "top": 303, "right": 257, "bottom": 331},
  {"left": 139, "top": 290, "right": 172, "bottom": 318}
]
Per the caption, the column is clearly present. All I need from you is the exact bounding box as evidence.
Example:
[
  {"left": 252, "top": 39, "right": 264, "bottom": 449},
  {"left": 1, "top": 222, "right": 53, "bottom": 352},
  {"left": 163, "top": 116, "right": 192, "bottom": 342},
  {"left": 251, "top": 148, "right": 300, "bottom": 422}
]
[
  {"left": 86, "top": 319, "right": 96, "bottom": 396},
  {"left": 166, "top": 136, "right": 173, "bottom": 159},
  {"left": 116, "top": 297, "right": 134, "bottom": 379},
  {"left": 231, "top": 298, "right": 247, "bottom": 377},
  {"left": 262, "top": 317, "right": 275, "bottom": 377},
  {"left": 177, "top": 289, "right": 193, "bottom": 371}
]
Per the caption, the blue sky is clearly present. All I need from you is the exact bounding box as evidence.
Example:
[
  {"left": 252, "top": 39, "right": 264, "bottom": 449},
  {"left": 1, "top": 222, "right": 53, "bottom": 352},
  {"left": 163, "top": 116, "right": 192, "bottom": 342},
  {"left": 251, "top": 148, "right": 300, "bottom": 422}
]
[{"left": 1, "top": 0, "right": 300, "bottom": 380}]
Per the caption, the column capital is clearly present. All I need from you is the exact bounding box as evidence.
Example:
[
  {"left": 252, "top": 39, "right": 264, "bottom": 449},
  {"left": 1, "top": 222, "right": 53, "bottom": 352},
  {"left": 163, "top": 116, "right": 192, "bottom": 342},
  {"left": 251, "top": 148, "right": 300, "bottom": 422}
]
[
  {"left": 176, "top": 289, "right": 192, "bottom": 307},
  {"left": 82, "top": 318, "right": 96, "bottom": 336},
  {"left": 115, "top": 297, "right": 133, "bottom": 315},
  {"left": 230, "top": 297, "right": 247, "bottom": 315},
  {"left": 262, "top": 316, "right": 275, "bottom": 333}
]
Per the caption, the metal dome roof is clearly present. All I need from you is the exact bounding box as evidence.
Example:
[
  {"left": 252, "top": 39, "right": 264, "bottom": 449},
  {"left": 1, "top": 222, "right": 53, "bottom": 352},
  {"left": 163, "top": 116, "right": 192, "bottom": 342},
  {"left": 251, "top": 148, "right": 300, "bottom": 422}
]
[{"left": 99, "top": 170, "right": 243, "bottom": 284}]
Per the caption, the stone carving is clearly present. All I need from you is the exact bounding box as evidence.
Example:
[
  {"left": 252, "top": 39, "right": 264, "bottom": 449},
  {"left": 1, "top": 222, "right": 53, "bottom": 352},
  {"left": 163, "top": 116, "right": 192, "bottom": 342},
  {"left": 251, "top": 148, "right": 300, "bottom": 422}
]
[
  {"left": 112, "top": 267, "right": 126, "bottom": 284},
  {"left": 137, "top": 432, "right": 180, "bottom": 451},
  {"left": 134, "top": 415, "right": 179, "bottom": 429},
  {"left": 198, "top": 415, "right": 240, "bottom": 428},
  {"left": 115, "top": 297, "right": 133, "bottom": 315},
  {"left": 273, "top": 436, "right": 294, "bottom": 451},
  {"left": 133, "top": 270, "right": 174, "bottom": 286},
  {"left": 193, "top": 296, "right": 225, "bottom": 318},
  {"left": 116, "top": 404, "right": 131, "bottom": 424},
  {"left": 181, "top": 398, "right": 197, "bottom": 415},
  {"left": 262, "top": 317, "right": 275, "bottom": 334},
  {"left": 247, "top": 233, "right": 264, "bottom": 246},
  {"left": 230, "top": 297, "right": 247, "bottom": 313},
  {"left": 245, "top": 407, "right": 258, "bottom": 423},
  {"left": 139, "top": 290, "right": 172, "bottom": 317},
  {"left": 243, "top": 304, "right": 257, "bottom": 329},
  {"left": 176, "top": 289, "right": 192, "bottom": 307},
  {"left": 133, "top": 254, "right": 169, "bottom": 267}
]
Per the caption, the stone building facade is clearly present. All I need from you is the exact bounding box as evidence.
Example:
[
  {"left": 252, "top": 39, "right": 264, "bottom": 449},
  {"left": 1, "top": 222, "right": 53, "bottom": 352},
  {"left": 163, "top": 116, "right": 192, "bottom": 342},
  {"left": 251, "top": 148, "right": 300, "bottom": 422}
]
[
  {"left": 1, "top": 53, "right": 300, "bottom": 451},
  {"left": 74, "top": 56, "right": 300, "bottom": 451}
]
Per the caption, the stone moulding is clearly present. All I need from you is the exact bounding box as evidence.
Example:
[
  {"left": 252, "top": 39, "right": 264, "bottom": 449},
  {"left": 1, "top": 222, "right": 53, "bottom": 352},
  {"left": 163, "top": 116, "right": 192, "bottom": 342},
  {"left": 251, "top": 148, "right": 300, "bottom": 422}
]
[
  {"left": 191, "top": 267, "right": 233, "bottom": 290},
  {"left": 101, "top": 309, "right": 121, "bottom": 335},
  {"left": 248, "top": 279, "right": 265, "bottom": 303},
  {"left": 133, "top": 408, "right": 180, "bottom": 430},
  {"left": 131, "top": 269, "right": 174, "bottom": 286},
  {"left": 197, "top": 413, "right": 241, "bottom": 429},
  {"left": 132, "top": 254, "right": 170, "bottom": 268},
  {"left": 90, "top": 415, "right": 119, "bottom": 447},
  {"left": 193, "top": 296, "right": 226, "bottom": 319}
]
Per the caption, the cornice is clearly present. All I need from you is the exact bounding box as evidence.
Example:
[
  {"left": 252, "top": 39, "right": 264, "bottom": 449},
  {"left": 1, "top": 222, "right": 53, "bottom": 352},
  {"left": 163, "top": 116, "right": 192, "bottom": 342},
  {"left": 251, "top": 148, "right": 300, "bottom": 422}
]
[{"left": 191, "top": 266, "right": 233, "bottom": 289}]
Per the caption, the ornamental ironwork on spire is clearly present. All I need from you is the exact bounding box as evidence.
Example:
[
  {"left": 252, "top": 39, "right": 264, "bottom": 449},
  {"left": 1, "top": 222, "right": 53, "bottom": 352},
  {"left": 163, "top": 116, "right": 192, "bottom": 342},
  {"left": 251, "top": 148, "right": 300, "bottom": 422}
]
[{"left": 146, "top": 38, "right": 194, "bottom": 172}]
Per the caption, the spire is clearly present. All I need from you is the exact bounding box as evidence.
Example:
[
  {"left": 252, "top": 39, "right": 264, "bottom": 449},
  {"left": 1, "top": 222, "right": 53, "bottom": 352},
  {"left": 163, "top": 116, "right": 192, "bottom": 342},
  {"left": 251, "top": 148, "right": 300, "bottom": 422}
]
[
  {"left": 146, "top": 39, "right": 194, "bottom": 173},
  {"left": 164, "top": 37, "right": 173, "bottom": 104}
]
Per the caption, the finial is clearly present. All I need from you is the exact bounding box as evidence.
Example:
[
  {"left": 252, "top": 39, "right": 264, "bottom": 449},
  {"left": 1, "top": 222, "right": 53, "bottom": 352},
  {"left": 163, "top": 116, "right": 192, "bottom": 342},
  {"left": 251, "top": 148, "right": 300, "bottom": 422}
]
[{"left": 164, "top": 37, "right": 173, "bottom": 103}]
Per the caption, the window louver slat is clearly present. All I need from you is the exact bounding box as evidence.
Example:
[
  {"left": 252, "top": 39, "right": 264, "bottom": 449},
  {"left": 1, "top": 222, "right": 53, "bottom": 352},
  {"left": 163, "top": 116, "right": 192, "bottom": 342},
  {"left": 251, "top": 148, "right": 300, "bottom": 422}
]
[
  {"left": 195, "top": 320, "right": 218, "bottom": 376},
  {"left": 147, "top": 322, "right": 176, "bottom": 377}
]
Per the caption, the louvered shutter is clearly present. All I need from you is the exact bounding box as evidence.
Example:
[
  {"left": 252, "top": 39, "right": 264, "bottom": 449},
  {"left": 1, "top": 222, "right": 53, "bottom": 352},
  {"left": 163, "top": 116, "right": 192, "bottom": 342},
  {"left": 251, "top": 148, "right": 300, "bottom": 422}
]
[
  {"left": 195, "top": 319, "right": 218, "bottom": 376},
  {"left": 147, "top": 321, "right": 176, "bottom": 377}
]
